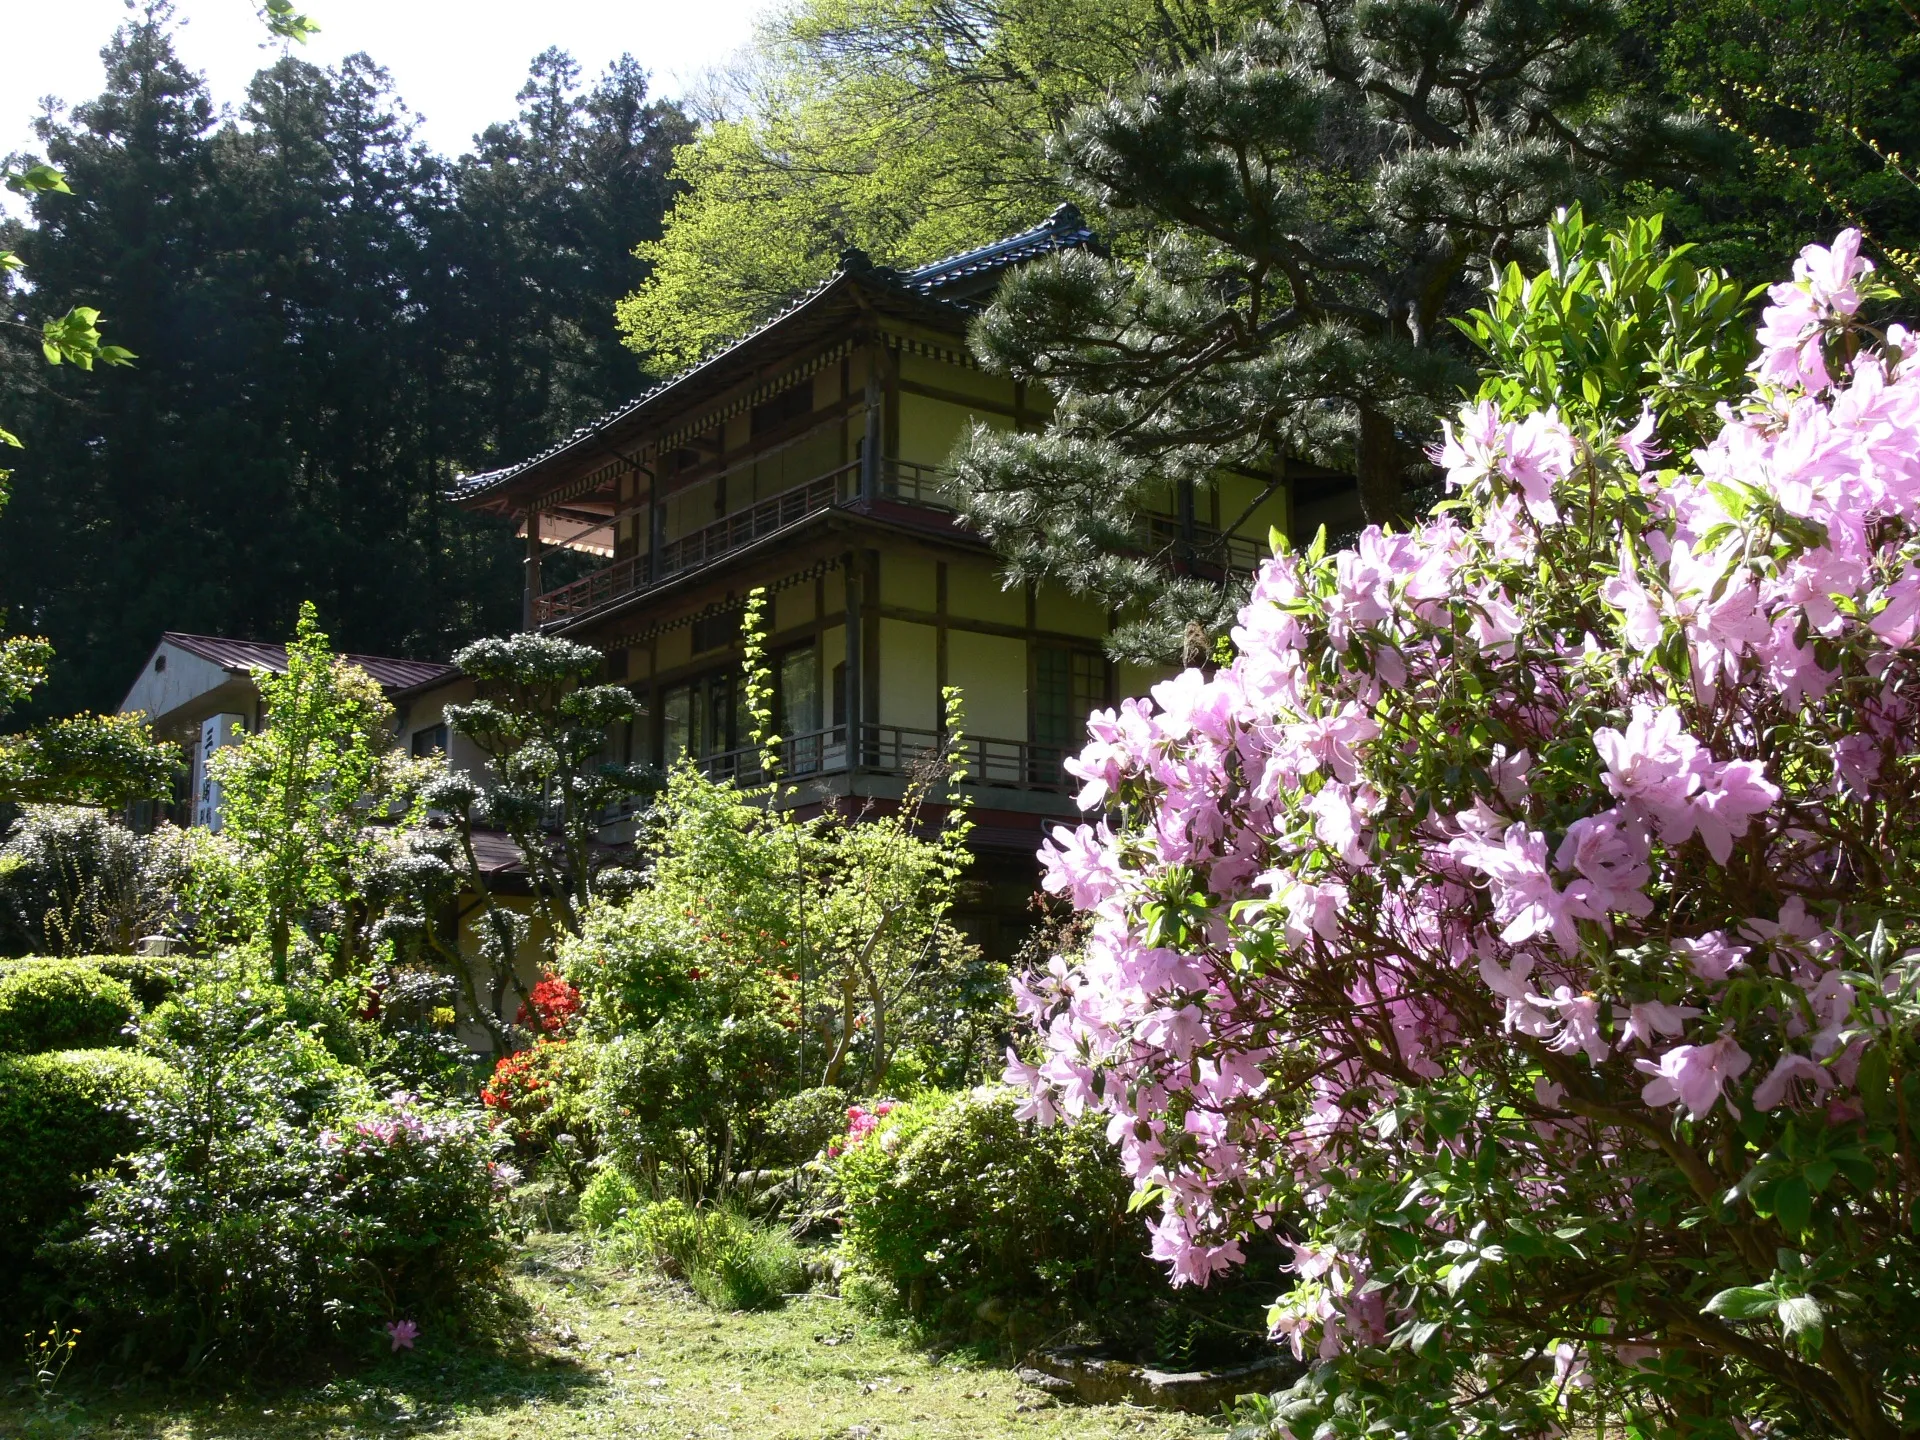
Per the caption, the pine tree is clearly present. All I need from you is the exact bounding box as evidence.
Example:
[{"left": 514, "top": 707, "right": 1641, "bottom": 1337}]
[{"left": 954, "top": 2, "right": 1719, "bottom": 660}]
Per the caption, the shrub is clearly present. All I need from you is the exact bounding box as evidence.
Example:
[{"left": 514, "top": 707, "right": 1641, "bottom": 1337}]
[
  {"left": 831, "top": 1087, "right": 1166, "bottom": 1342},
  {"left": 0, "top": 954, "right": 195, "bottom": 1010},
  {"left": 57, "top": 1001, "right": 510, "bottom": 1369},
  {"left": 142, "top": 972, "right": 363, "bottom": 1069},
  {"left": 0, "top": 960, "right": 138, "bottom": 1052},
  {"left": 759, "top": 1085, "right": 851, "bottom": 1164},
  {"left": 1012, "top": 226, "right": 1920, "bottom": 1435},
  {"left": 0, "top": 1047, "right": 174, "bottom": 1280},
  {"left": 480, "top": 1036, "right": 594, "bottom": 1158},
  {"left": 577, "top": 1166, "right": 642, "bottom": 1232},
  {"left": 0, "top": 807, "right": 191, "bottom": 957},
  {"left": 592, "top": 1012, "right": 794, "bottom": 1196},
  {"left": 609, "top": 1198, "right": 805, "bottom": 1311}
]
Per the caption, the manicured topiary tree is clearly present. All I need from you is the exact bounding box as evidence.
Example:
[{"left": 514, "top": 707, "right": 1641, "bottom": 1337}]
[{"left": 1010, "top": 227, "right": 1920, "bottom": 1436}]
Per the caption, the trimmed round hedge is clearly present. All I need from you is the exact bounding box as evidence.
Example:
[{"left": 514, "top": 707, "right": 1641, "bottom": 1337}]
[
  {"left": 832, "top": 1087, "right": 1161, "bottom": 1338},
  {"left": 0, "top": 961, "right": 139, "bottom": 1053},
  {"left": 0, "top": 954, "right": 194, "bottom": 1011},
  {"left": 0, "top": 1047, "right": 175, "bottom": 1273}
]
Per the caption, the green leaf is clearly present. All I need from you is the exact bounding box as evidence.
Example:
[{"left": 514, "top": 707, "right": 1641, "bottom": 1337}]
[
  {"left": 1443, "top": 1258, "right": 1479, "bottom": 1295},
  {"left": 1773, "top": 1177, "right": 1812, "bottom": 1236},
  {"left": 4, "top": 163, "right": 70, "bottom": 196},
  {"left": 1704, "top": 1286, "right": 1778, "bottom": 1319},
  {"left": 1777, "top": 1295, "right": 1823, "bottom": 1337}
]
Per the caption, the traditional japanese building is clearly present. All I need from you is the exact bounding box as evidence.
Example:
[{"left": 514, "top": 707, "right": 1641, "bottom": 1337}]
[{"left": 451, "top": 207, "right": 1341, "bottom": 950}]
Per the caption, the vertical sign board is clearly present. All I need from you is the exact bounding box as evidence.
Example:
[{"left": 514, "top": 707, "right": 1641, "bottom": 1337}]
[{"left": 192, "top": 714, "right": 246, "bottom": 831}]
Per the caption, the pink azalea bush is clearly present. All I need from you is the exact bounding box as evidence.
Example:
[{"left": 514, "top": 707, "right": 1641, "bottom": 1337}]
[
  {"left": 827, "top": 1101, "right": 895, "bottom": 1158},
  {"left": 1010, "top": 229, "right": 1920, "bottom": 1437}
]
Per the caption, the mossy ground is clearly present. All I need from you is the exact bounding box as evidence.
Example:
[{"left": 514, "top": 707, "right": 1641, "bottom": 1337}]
[{"left": 1, "top": 1234, "right": 1224, "bottom": 1440}]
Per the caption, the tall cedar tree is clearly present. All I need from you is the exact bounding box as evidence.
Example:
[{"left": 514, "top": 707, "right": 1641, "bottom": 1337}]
[
  {"left": 0, "top": 12, "right": 689, "bottom": 715},
  {"left": 953, "top": 4, "right": 1718, "bottom": 662}
]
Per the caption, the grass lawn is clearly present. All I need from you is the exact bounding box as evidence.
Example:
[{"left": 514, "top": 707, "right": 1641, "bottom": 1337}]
[{"left": 2, "top": 1234, "right": 1227, "bottom": 1440}]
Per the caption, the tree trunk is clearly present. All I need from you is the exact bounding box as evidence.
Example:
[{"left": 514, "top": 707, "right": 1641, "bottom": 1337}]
[{"left": 1355, "top": 406, "right": 1408, "bottom": 528}]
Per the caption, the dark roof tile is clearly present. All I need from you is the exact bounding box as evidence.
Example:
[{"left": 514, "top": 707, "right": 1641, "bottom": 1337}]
[
  {"left": 447, "top": 206, "right": 1096, "bottom": 508},
  {"left": 162, "top": 632, "right": 458, "bottom": 694}
]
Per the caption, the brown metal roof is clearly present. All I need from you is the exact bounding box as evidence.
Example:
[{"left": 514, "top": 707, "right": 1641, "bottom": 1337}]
[{"left": 161, "top": 632, "right": 458, "bottom": 694}]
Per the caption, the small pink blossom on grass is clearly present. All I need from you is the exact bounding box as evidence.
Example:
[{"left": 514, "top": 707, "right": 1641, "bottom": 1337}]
[{"left": 387, "top": 1319, "right": 419, "bottom": 1352}]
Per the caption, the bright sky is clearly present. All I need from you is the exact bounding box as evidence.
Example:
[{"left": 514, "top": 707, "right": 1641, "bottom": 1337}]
[{"left": 3, "top": 0, "right": 777, "bottom": 164}]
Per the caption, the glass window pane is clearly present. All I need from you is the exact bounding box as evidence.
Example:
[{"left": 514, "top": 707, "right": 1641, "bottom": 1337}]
[
  {"left": 779, "top": 646, "right": 820, "bottom": 735},
  {"left": 663, "top": 685, "right": 691, "bottom": 763}
]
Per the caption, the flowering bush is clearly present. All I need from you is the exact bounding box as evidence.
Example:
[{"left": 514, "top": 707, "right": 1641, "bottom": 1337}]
[
  {"left": 1011, "top": 228, "right": 1920, "bottom": 1437},
  {"left": 480, "top": 1035, "right": 594, "bottom": 1157},
  {"left": 827, "top": 1101, "right": 893, "bottom": 1157},
  {"left": 516, "top": 971, "right": 582, "bottom": 1036},
  {"left": 55, "top": 984, "right": 510, "bottom": 1367}
]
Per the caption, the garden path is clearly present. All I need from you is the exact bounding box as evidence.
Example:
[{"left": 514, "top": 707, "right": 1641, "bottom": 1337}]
[{"left": 2, "top": 1234, "right": 1221, "bottom": 1440}]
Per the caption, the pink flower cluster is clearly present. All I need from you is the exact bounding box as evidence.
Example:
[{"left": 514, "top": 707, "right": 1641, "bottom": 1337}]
[
  {"left": 1011, "top": 232, "right": 1920, "bottom": 1355},
  {"left": 319, "top": 1092, "right": 471, "bottom": 1156},
  {"left": 827, "top": 1102, "right": 894, "bottom": 1158}
]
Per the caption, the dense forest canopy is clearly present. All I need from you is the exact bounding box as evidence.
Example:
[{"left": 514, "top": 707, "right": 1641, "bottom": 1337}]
[
  {"left": 6, "top": 0, "right": 1920, "bottom": 709},
  {"left": 0, "top": 7, "right": 690, "bottom": 716}
]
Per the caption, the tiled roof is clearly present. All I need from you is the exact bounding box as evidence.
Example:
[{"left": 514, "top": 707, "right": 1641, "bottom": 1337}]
[
  {"left": 446, "top": 205, "right": 1097, "bottom": 508},
  {"left": 162, "top": 632, "right": 458, "bottom": 694},
  {"left": 897, "top": 204, "right": 1096, "bottom": 297}
]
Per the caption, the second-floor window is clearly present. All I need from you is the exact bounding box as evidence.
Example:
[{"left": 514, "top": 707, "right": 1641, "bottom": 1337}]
[
  {"left": 1033, "top": 646, "right": 1107, "bottom": 755},
  {"left": 660, "top": 671, "right": 745, "bottom": 765}
]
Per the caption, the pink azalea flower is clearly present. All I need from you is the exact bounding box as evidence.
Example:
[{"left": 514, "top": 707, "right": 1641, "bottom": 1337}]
[
  {"left": 1617, "top": 999, "right": 1700, "bottom": 1049},
  {"left": 387, "top": 1319, "right": 419, "bottom": 1352},
  {"left": 1556, "top": 809, "right": 1653, "bottom": 918},
  {"left": 1689, "top": 758, "right": 1779, "bottom": 864},
  {"left": 1672, "top": 931, "right": 1749, "bottom": 982},
  {"left": 1593, "top": 704, "right": 1701, "bottom": 834},
  {"left": 1752, "top": 1052, "right": 1833, "bottom": 1112},
  {"left": 1636, "top": 1035, "right": 1752, "bottom": 1119}
]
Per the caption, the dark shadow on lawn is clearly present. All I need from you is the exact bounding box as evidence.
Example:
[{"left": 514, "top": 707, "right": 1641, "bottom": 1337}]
[{"left": 0, "top": 1251, "right": 607, "bottom": 1439}]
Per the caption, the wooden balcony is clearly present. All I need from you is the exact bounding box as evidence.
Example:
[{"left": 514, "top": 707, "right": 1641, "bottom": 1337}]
[
  {"left": 693, "top": 723, "right": 1070, "bottom": 794},
  {"left": 1142, "top": 515, "right": 1265, "bottom": 574},
  {"left": 532, "top": 460, "right": 960, "bottom": 627}
]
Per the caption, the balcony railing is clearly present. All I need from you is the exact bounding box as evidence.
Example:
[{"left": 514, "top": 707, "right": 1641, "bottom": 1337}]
[
  {"left": 657, "top": 464, "right": 858, "bottom": 577},
  {"left": 1142, "top": 515, "right": 1264, "bottom": 575},
  {"left": 878, "top": 459, "right": 958, "bottom": 511},
  {"left": 534, "top": 460, "right": 975, "bottom": 627},
  {"left": 690, "top": 723, "right": 1069, "bottom": 794}
]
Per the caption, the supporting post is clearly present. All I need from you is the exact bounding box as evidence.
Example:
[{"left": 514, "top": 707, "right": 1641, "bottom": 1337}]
[
  {"left": 860, "top": 345, "right": 883, "bottom": 502},
  {"left": 843, "top": 554, "right": 863, "bottom": 764},
  {"left": 523, "top": 507, "right": 543, "bottom": 630}
]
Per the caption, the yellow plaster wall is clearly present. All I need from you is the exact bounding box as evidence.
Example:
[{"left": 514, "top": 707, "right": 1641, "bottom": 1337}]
[
  {"left": 949, "top": 630, "right": 1027, "bottom": 741},
  {"left": 1117, "top": 660, "right": 1171, "bottom": 704},
  {"left": 775, "top": 582, "right": 816, "bottom": 635},
  {"left": 881, "top": 550, "right": 937, "bottom": 613},
  {"left": 878, "top": 619, "right": 939, "bottom": 732},
  {"left": 750, "top": 425, "right": 841, "bottom": 500},
  {"left": 897, "top": 392, "right": 1006, "bottom": 470},
  {"left": 656, "top": 626, "right": 692, "bottom": 673},
  {"left": 1037, "top": 583, "right": 1108, "bottom": 640},
  {"left": 1216, "top": 471, "right": 1290, "bottom": 545},
  {"left": 947, "top": 559, "right": 1025, "bottom": 626}
]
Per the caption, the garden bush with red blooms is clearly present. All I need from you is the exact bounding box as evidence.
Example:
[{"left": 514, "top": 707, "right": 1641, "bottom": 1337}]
[
  {"left": 481, "top": 1036, "right": 593, "bottom": 1156},
  {"left": 1011, "top": 226, "right": 1920, "bottom": 1437},
  {"left": 517, "top": 971, "right": 582, "bottom": 1036}
]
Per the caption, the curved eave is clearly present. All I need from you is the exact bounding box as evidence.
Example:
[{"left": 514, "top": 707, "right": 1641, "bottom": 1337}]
[{"left": 448, "top": 274, "right": 969, "bottom": 516}]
